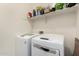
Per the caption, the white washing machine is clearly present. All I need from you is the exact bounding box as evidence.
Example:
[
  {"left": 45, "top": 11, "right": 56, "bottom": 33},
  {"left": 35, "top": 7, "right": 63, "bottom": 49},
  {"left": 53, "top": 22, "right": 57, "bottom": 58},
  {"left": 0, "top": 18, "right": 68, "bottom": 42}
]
[
  {"left": 31, "top": 34, "right": 64, "bottom": 56},
  {"left": 15, "top": 33, "right": 39, "bottom": 56}
]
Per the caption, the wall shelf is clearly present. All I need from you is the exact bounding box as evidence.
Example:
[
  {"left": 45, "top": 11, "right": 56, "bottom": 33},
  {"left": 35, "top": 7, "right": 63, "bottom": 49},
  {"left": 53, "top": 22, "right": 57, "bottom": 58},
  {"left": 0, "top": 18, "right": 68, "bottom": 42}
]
[{"left": 27, "top": 5, "right": 78, "bottom": 20}]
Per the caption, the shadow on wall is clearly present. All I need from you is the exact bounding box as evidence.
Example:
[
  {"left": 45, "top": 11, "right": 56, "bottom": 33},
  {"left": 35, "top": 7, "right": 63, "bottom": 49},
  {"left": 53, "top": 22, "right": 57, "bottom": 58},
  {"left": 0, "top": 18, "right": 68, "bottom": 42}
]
[{"left": 65, "top": 46, "right": 73, "bottom": 56}]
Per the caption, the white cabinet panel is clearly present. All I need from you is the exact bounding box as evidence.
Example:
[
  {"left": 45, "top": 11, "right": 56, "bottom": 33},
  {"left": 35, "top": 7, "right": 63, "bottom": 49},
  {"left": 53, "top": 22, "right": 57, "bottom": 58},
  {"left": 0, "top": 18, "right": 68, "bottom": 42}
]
[{"left": 15, "top": 38, "right": 27, "bottom": 56}]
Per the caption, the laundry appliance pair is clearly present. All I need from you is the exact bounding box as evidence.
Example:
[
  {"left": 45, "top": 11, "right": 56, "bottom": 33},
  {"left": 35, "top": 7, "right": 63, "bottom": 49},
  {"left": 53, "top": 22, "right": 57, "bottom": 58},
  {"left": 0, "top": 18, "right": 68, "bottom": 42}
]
[{"left": 16, "top": 34, "right": 64, "bottom": 56}]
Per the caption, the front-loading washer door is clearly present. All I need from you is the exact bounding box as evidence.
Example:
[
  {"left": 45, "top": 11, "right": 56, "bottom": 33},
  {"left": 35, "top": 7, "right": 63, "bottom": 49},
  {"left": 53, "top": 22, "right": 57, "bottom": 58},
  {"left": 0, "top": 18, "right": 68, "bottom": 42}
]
[{"left": 32, "top": 43, "right": 60, "bottom": 56}]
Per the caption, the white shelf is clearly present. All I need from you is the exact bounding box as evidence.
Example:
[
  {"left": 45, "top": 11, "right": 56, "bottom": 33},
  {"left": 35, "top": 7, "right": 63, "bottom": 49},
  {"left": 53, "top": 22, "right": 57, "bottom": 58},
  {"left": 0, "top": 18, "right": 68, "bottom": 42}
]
[{"left": 28, "top": 4, "right": 78, "bottom": 20}]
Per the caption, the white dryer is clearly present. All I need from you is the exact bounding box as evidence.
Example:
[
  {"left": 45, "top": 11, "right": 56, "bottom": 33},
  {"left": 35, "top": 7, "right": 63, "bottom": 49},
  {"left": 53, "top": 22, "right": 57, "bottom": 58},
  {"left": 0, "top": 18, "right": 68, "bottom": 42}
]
[
  {"left": 15, "top": 33, "right": 39, "bottom": 56},
  {"left": 31, "top": 34, "right": 64, "bottom": 56}
]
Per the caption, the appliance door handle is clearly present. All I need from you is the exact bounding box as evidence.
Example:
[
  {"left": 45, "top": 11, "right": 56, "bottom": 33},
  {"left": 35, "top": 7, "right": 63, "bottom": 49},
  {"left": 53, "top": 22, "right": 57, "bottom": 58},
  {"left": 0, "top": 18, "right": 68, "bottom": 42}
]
[
  {"left": 40, "top": 38, "right": 49, "bottom": 40},
  {"left": 40, "top": 47, "right": 50, "bottom": 52}
]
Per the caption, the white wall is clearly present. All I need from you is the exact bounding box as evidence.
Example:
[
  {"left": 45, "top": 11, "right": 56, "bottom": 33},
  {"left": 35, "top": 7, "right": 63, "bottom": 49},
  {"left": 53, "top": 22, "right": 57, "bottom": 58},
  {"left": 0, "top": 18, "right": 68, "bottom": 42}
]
[
  {"left": 29, "top": 3, "right": 78, "bottom": 56},
  {"left": 76, "top": 6, "right": 79, "bottom": 38},
  {"left": 0, "top": 4, "right": 32, "bottom": 56}
]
